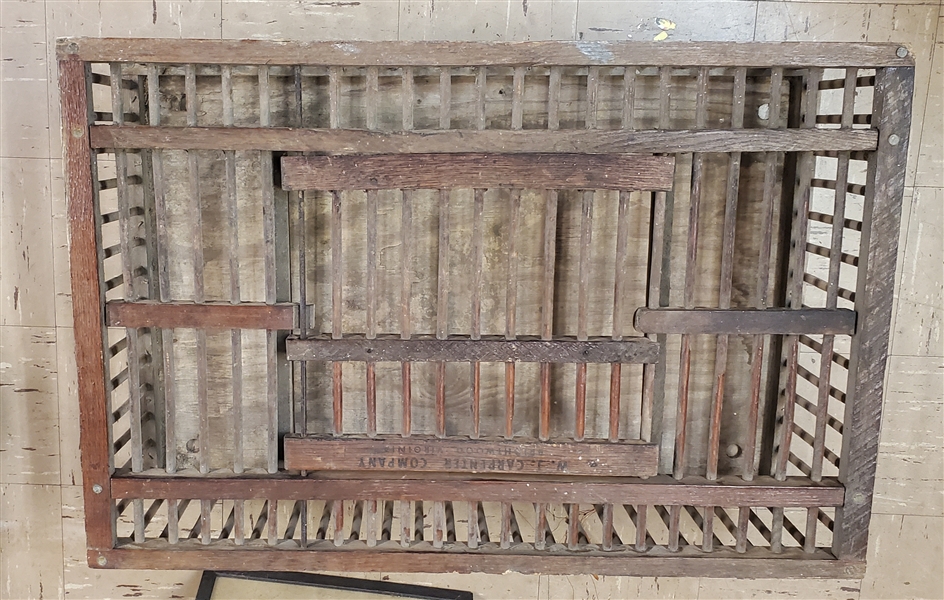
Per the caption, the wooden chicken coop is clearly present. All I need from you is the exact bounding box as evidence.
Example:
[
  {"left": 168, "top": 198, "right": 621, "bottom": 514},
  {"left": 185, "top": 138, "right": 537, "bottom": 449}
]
[{"left": 59, "top": 38, "right": 913, "bottom": 577}]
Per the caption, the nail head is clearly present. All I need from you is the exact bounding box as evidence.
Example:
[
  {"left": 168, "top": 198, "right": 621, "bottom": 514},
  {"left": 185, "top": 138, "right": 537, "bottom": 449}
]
[
  {"left": 888, "top": 134, "right": 901, "bottom": 146},
  {"left": 92, "top": 484, "right": 103, "bottom": 494},
  {"left": 96, "top": 555, "right": 107, "bottom": 566},
  {"left": 896, "top": 46, "right": 908, "bottom": 58}
]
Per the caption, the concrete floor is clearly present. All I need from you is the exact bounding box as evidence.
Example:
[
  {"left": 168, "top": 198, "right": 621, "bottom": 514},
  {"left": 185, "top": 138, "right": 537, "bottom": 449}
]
[{"left": 1, "top": 0, "right": 941, "bottom": 598}]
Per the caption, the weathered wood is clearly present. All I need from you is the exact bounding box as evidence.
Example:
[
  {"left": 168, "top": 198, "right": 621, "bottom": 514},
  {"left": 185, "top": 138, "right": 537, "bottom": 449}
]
[
  {"left": 110, "top": 473, "right": 843, "bottom": 506},
  {"left": 634, "top": 308, "right": 856, "bottom": 335},
  {"left": 90, "top": 125, "right": 879, "bottom": 154},
  {"left": 105, "top": 301, "right": 296, "bottom": 330},
  {"left": 833, "top": 66, "right": 914, "bottom": 561},
  {"left": 61, "top": 55, "right": 115, "bottom": 550},
  {"left": 60, "top": 38, "right": 912, "bottom": 68},
  {"left": 286, "top": 336, "right": 660, "bottom": 364},
  {"left": 281, "top": 153, "right": 675, "bottom": 191},
  {"left": 283, "top": 436, "right": 659, "bottom": 477}
]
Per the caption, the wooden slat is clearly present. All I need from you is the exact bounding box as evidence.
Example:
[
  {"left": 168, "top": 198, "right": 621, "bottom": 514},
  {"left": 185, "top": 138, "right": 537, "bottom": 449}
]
[
  {"left": 833, "top": 66, "right": 914, "bottom": 561},
  {"left": 60, "top": 38, "right": 912, "bottom": 68},
  {"left": 105, "top": 301, "right": 296, "bottom": 329},
  {"left": 281, "top": 154, "right": 675, "bottom": 191},
  {"left": 286, "top": 336, "right": 660, "bottom": 364},
  {"left": 110, "top": 474, "right": 844, "bottom": 507},
  {"left": 283, "top": 437, "right": 659, "bottom": 477},
  {"left": 91, "top": 125, "right": 880, "bottom": 153},
  {"left": 61, "top": 55, "right": 114, "bottom": 550},
  {"left": 634, "top": 308, "right": 855, "bottom": 335}
]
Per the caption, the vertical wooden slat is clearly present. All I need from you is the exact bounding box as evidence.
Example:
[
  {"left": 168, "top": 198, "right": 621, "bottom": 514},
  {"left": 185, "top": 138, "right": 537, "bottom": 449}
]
[
  {"left": 641, "top": 190, "right": 667, "bottom": 443},
  {"left": 811, "top": 69, "right": 856, "bottom": 481},
  {"left": 804, "top": 506, "right": 818, "bottom": 553},
  {"left": 574, "top": 190, "right": 593, "bottom": 441},
  {"left": 736, "top": 506, "right": 750, "bottom": 553},
  {"left": 332, "top": 500, "right": 345, "bottom": 547},
  {"left": 110, "top": 62, "right": 145, "bottom": 543},
  {"left": 439, "top": 67, "right": 451, "bottom": 129},
  {"left": 622, "top": 66, "right": 636, "bottom": 129},
  {"left": 634, "top": 505, "right": 648, "bottom": 551},
  {"left": 400, "top": 500, "right": 412, "bottom": 547},
  {"left": 267, "top": 499, "right": 278, "bottom": 546},
  {"left": 745, "top": 67, "right": 784, "bottom": 480},
  {"left": 467, "top": 501, "right": 480, "bottom": 549},
  {"left": 702, "top": 505, "right": 715, "bottom": 551},
  {"left": 402, "top": 67, "right": 414, "bottom": 131},
  {"left": 601, "top": 503, "right": 615, "bottom": 550},
  {"left": 433, "top": 500, "right": 446, "bottom": 549},
  {"left": 147, "top": 63, "right": 176, "bottom": 476},
  {"left": 511, "top": 67, "right": 524, "bottom": 130},
  {"left": 777, "top": 67, "right": 822, "bottom": 481},
  {"left": 505, "top": 190, "right": 520, "bottom": 439},
  {"left": 567, "top": 503, "right": 579, "bottom": 550},
  {"left": 436, "top": 189, "right": 449, "bottom": 437},
  {"left": 331, "top": 190, "right": 343, "bottom": 435},
  {"left": 659, "top": 66, "right": 671, "bottom": 129},
  {"left": 675, "top": 66, "right": 709, "bottom": 479},
  {"left": 707, "top": 67, "right": 746, "bottom": 481},
  {"left": 200, "top": 499, "right": 211, "bottom": 545},
  {"left": 470, "top": 189, "right": 485, "bottom": 438},
  {"left": 540, "top": 190, "right": 558, "bottom": 441},
  {"left": 328, "top": 66, "right": 340, "bottom": 129},
  {"left": 366, "top": 499, "right": 378, "bottom": 547},
  {"left": 547, "top": 66, "right": 561, "bottom": 131},
  {"left": 366, "top": 189, "right": 378, "bottom": 437},
  {"left": 475, "top": 66, "right": 486, "bottom": 130},
  {"left": 586, "top": 66, "right": 599, "bottom": 129},
  {"left": 770, "top": 506, "right": 784, "bottom": 553},
  {"left": 609, "top": 191, "right": 631, "bottom": 441},
  {"left": 366, "top": 66, "right": 379, "bottom": 131},
  {"left": 534, "top": 503, "right": 548, "bottom": 549},
  {"left": 400, "top": 190, "right": 413, "bottom": 437},
  {"left": 667, "top": 505, "right": 681, "bottom": 551},
  {"left": 833, "top": 66, "right": 913, "bottom": 560},
  {"left": 62, "top": 55, "right": 114, "bottom": 550},
  {"left": 259, "top": 65, "right": 279, "bottom": 474}
]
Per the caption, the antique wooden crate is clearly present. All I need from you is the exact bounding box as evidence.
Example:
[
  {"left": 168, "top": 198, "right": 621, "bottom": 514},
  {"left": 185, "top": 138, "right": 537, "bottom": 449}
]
[{"left": 58, "top": 38, "right": 913, "bottom": 577}]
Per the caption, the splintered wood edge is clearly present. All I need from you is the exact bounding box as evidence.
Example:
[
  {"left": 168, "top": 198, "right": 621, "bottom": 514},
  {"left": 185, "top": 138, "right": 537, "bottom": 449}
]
[
  {"left": 280, "top": 153, "right": 676, "bottom": 191},
  {"left": 282, "top": 437, "right": 660, "bottom": 477}
]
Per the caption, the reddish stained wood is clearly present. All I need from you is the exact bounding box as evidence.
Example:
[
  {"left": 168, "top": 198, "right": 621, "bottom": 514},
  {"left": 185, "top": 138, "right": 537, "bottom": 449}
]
[
  {"left": 60, "top": 38, "right": 913, "bottom": 68},
  {"left": 61, "top": 56, "right": 114, "bottom": 550},
  {"left": 634, "top": 308, "right": 855, "bottom": 335},
  {"left": 283, "top": 437, "right": 659, "bottom": 477},
  {"left": 281, "top": 154, "right": 675, "bottom": 192},
  {"left": 105, "top": 300, "right": 296, "bottom": 330},
  {"left": 110, "top": 474, "right": 844, "bottom": 506},
  {"left": 90, "top": 125, "right": 880, "bottom": 154},
  {"left": 93, "top": 546, "right": 865, "bottom": 578}
]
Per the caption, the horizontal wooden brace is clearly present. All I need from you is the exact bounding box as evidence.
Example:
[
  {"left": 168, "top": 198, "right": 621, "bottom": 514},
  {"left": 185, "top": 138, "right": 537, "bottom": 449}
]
[
  {"left": 105, "top": 300, "right": 296, "bottom": 330},
  {"left": 59, "top": 38, "right": 912, "bottom": 67},
  {"left": 89, "top": 125, "right": 880, "bottom": 154},
  {"left": 634, "top": 308, "right": 856, "bottom": 335},
  {"left": 109, "top": 474, "right": 845, "bottom": 506},
  {"left": 91, "top": 546, "right": 865, "bottom": 579},
  {"left": 282, "top": 436, "right": 659, "bottom": 477},
  {"left": 281, "top": 153, "right": 676, "bottom": 191},
  {"left": 285, "top": 335, "right": 660, "bottom": 363}
]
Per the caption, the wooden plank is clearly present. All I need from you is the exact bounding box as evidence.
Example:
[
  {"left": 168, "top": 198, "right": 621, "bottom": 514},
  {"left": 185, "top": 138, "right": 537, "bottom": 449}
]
[
  {"left": 59, "top": 38, "right": 912, "bottom": 68},
  {"left": 833, "top": 66, "right": 914, "bottom": 561},
  {"left": 61, "top": 55, "right": 115, "bottom": 551},
  {"left": 286, "top": 336, "right": 660, "bottom": 364},
  {"left": 283, "top": 437, "right": 658, "bottom": 477},
  {"left": 105, "top": 301, "right": 295, "bottom": 330},
  {"left": 110, "top": 474, "right": 844, "bottom": 507},
  {"left": 96, "top": 546, "right": 865, "bottom": 578},
  {"left": 281, "top": 154, "right": 675, "bottom": 192},
  {"left": 90, "top": 125, "right": 880, "bottom": 153},
  {"left": 634, "top": 308, "right": 855, "bottom": 335}
]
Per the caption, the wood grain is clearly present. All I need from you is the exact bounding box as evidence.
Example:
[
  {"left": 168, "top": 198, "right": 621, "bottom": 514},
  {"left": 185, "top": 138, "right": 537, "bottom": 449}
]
[
  {"left": 283, "top": 436, "right": 659, "bottom": 477},
  {"left": 61, "top": 56, "right": 115, "bottom": 550},
  {"left": 634, "top": 308, "right": 856, "bottom": 335},
  {"left": 110, "top": 474, "right": 844, "bottom": 507},
  {"left": 832, "top": 66, "right": 914, "bottom": 561},
  {"left": 286, "top": 336, "right": 660, "bottom": 364},
  {"left": 59, "top": 38, "right": 912, "bottom": 68},
  {"left": 105, "top": 301, "right": 296, "bottom": 330},
  {"left": 90, "top": 125, "right": 879, "bottom": 154},
  {"left": 281, "top": 154, "right": 675, "bottom": 191}
]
